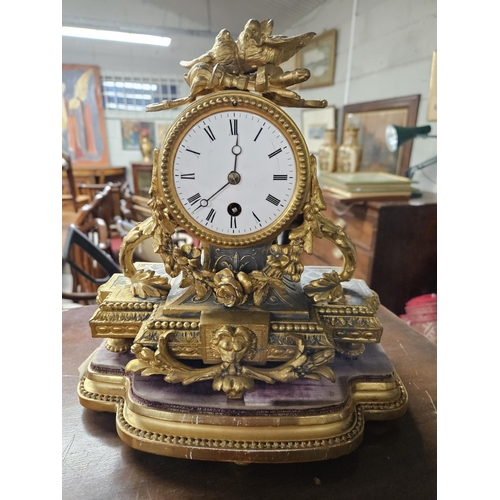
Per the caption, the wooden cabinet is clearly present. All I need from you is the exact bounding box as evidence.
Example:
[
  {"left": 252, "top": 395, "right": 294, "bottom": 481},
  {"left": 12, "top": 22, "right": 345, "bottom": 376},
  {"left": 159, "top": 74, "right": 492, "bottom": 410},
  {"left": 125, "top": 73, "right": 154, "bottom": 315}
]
[
  {"left": 301, "top": 191, "right": 437, "bottom": 316},
  {"left": 132, "top": 163, "right": 153, "bottom": 197}
]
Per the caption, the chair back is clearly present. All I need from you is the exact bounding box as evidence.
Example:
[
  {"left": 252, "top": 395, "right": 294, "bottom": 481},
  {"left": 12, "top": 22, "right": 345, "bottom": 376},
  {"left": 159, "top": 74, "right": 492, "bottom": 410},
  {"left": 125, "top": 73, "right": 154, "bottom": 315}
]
[
  {"left": 63, "top": 185, "right": 121, "bottom": 304},
  {"left": 119, "top": 183, "right": 152, "bottom": 223}
]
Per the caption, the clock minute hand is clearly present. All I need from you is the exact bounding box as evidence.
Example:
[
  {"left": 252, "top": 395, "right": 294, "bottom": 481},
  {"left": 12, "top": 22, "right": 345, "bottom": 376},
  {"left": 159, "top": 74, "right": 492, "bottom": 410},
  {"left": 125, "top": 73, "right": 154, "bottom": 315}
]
[{"left": 231, "top": 135, "right": 242, "bottom": 173}]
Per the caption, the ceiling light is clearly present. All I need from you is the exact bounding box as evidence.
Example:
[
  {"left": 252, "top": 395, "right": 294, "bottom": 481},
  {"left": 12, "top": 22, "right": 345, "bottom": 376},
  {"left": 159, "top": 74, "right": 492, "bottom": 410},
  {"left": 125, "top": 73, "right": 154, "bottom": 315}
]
[{"left": 62, "top": 26, "right": 171, "bottom": 47}]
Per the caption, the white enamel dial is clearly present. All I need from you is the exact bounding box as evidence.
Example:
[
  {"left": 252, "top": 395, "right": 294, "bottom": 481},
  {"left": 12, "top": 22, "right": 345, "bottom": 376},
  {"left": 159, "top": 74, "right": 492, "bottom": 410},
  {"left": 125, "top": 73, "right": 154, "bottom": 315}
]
[{"left": 172, "top": 109, "right": 298, "bottom": 237}]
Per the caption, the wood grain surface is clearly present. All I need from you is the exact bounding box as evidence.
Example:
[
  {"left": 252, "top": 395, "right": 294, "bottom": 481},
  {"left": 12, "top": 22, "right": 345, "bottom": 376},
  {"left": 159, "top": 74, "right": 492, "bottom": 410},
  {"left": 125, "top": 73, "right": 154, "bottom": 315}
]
[{"left": 62, "top": 305, "right": 436, "bottom": 500}]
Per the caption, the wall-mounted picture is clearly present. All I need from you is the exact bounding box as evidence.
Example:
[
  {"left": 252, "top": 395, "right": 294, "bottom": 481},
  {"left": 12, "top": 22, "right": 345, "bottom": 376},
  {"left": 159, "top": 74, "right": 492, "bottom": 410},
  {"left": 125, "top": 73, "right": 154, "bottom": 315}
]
[
  {"left": 156, "top": 122, "right": 172, "bottom": 147},
  {"left": 62, "top": 64, "right": 109, "bottom": 166},
  {"left": 341, "top": 95, "right": 420, "bottom": 176},
  {"left": 121, "top": 121, "right": 156, "bottom": 150},
  {"left": 427, "top": 50, "right": 437, "bottom": 121},
  {"left": 296, "top": 29, "right": 336, "bottom": 89},
  {"left": 301, "top": 106, "right": 336, "bottom": 154}
]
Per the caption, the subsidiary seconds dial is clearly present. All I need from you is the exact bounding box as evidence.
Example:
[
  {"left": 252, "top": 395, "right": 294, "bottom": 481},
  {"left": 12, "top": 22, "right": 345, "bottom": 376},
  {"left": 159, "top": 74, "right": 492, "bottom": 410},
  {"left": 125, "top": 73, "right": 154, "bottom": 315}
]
[{"left": 161, "top": 92, "right": 309, "bottom": 247}]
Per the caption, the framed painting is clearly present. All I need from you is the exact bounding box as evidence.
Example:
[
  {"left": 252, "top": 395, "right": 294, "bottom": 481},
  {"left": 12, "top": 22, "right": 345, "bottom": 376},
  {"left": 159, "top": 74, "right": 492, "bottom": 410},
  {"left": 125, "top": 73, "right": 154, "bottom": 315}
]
[
  {"left": 341, "top": 95, "right": 420, "bottom": 176},
  {"left": 427, "top": 50, "right": 437, "bottom": 121},
  {"left": 121, "top": 121, "right": 156, "bottom": 150},
  {"left": 296, "top": 29, "right": 336, "bottom": 89},
  {"left": 301, "top": 106, "right": 336, "bottom": 154},
  {"left": 62, "top": 64, "right": 109, "bottom": 166}
]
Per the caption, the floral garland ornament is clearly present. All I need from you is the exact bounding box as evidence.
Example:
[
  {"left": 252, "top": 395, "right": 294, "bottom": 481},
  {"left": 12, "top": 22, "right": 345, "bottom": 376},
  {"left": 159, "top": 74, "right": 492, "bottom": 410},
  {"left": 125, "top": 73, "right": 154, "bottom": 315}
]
[
  {"left": 171, "top": 242, "right": 302, "bottom": 307},
  {"left": 127, "top": 326, "right": 335, "bottom": 399}
]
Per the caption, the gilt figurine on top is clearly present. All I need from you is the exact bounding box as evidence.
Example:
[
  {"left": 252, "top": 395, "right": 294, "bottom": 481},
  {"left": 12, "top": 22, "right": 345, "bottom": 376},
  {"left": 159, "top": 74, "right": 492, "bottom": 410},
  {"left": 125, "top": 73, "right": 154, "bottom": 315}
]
[{"left": 147, "top": 19, "right": 327, "bottom": 112}]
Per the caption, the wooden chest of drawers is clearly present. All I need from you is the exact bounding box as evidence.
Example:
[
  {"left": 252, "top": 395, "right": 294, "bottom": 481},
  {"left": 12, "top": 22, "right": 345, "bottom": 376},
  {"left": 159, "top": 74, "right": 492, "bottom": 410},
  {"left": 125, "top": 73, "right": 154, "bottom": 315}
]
[{"left": 300, "top": 191, "right": 437, "bottom": 316}]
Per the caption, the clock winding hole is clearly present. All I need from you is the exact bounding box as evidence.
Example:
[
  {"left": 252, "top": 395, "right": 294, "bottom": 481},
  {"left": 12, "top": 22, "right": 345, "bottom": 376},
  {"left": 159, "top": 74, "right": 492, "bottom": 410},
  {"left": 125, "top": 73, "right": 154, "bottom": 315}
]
[{"left": 227, "top": 203, "right": 242, "bottom": 217}]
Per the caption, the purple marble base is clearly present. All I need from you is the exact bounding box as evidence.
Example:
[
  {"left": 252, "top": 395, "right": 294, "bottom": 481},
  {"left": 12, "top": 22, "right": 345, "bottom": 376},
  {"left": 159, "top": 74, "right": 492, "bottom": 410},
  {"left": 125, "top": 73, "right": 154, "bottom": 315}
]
[{"left": 89, "top": 341, "right": 395, "bottom": 416}]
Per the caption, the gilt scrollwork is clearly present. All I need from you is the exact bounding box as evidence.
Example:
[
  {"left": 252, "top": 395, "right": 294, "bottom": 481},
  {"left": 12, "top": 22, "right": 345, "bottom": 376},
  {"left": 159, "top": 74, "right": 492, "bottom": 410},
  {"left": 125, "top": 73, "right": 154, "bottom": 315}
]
[
  {"left": 127, "top": 325, "right": 335, "bottom": 399},
  {"left": 288, "top": 155, "right": 357, "bottom": 303},
  {"left": 119, "top": 148, "right": 178, "bottom": 298}
]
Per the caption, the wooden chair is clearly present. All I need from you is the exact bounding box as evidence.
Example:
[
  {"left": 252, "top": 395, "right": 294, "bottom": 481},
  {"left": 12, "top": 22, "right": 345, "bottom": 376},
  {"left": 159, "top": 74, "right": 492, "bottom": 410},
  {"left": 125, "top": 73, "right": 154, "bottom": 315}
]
[
  {"left": 77, "top": 182, "right": 123, "bottom": 229},
  {"left": 63, "top": 224, "right": 121, "bottom": 304},
  {"left": 119, "top": 183, "right": 152, "bottom": 223},
  {"left": 116, "top": 183, "right": 197, "bottom": 260},
  {"left": 63, "top": 185, "right": 121, "bottom": 304}
]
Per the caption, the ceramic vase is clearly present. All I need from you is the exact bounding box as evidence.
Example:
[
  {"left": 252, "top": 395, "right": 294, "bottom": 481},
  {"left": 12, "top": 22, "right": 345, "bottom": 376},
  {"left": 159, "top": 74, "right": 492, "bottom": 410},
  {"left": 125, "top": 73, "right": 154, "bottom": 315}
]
[
  {"left": 318, "top": 129, "right": 338, "bottom": 173},
  {"left": 337, "top": 128, "right": 362, "bottom": 173}
]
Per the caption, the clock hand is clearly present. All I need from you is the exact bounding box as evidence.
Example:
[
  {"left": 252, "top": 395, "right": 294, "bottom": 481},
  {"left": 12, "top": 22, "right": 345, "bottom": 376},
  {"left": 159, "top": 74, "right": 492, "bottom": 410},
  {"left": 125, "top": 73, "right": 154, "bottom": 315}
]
[
  {"left": 231, "top": 135, "right": 242, "bottom": 173},
  {"left": 193, "top": 181, "right": 231, "bottom": 211}
]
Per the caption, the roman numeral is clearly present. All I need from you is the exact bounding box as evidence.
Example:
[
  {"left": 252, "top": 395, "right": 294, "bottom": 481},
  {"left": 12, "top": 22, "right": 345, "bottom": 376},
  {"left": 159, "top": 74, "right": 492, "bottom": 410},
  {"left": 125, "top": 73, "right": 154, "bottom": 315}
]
[
  {"left": 230, "top": 216, "right": 237, "bottom": 229},
  {"left": 266, "top": 194, "right": 280, "bottom": 206},
  {"left": 229, "top": 119, "right": 238, "bottom": 135},
  {"left": 254, "top": 127, "right": 263, "bottom": 141},
  {"left": 204, "top": 126, "right": 216, "bottom": 141},
  {"left": 180, "top": 173, "right": 195, "bottom": 180},
  {"left": 186, "top": 148, "right": 200, "bottom": 156},
  {"left": 187, "top": 193, "right": 201, "bottom": 205},
  {"left": 273, "top": 174, "right": 288, "bottom": 180},
  {"left": 268, "top": 148, "right": 282, "bottom": 158},
  {"left": 206, "top": 208, "right": 216, "bottom": 223}
]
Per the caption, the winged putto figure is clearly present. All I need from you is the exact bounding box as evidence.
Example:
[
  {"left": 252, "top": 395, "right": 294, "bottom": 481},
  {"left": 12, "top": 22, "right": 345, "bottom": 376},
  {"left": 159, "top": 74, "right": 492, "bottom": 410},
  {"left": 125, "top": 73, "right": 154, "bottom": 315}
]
[{"left": 147, "top": 19, "right": 327, "bottom": 112}]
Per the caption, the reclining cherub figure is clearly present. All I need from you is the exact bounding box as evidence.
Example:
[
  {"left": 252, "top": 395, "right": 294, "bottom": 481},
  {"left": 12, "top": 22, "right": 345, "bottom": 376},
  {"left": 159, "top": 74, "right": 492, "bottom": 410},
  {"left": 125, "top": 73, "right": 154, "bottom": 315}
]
[{"left": 147, "top": 19, "right": 327, "bottom": 112}]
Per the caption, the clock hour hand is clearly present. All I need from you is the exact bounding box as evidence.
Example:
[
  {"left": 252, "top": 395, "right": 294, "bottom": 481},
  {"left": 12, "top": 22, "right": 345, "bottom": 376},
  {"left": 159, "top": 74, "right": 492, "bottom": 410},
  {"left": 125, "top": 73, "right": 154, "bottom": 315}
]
[{"left": 193, "top": 181, "right": 231, "bottom": 211}]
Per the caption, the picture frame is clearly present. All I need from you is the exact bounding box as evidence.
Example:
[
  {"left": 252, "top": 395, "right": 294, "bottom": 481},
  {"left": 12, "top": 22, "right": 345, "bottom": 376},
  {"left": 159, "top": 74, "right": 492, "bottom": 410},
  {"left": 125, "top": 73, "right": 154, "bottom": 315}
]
[
  {"left": 120, "top": 121, "right": 156, "bottom": 150},
  {"left": 301, "top": 106, "right": 336, "bottom": 154},
  {"left": 427, "top": 50, "right": 437, "bottom": 121},
  {"left": 296, "top": 29, "right": 337, "bottom": 89},
  {"left": 341, "top": 95, "right": 421, "bottom": 176},
  {"left": 132, "top": 163, "right": 154, "bottom": 197},
  {"left": 62, "top": 64, "right": 110, "bottom": 166}
]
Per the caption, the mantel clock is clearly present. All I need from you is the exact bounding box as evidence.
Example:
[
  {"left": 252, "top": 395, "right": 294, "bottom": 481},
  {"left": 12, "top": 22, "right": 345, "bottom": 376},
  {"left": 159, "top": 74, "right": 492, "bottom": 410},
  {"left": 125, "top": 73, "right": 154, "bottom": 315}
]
[{"left": 78, "top": 19, "right": 408, "bottom": 463}]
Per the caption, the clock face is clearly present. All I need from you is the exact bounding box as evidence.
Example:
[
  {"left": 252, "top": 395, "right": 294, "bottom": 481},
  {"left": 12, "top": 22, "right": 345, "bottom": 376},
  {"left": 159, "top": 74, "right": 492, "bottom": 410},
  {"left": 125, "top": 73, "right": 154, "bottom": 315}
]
[
  {"left": 173, "top": 110, "right": 297, "bottom": 237},
  {"left": 160, "top": 92, "right": 309, "bottom": 247}
]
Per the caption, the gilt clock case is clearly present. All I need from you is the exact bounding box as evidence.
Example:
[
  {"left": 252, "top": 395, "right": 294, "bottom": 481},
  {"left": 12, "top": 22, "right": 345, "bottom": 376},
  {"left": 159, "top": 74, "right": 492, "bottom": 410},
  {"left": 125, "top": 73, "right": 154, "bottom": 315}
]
[{"left": 158, "top": 91, "right": 311, "bottom": 248}]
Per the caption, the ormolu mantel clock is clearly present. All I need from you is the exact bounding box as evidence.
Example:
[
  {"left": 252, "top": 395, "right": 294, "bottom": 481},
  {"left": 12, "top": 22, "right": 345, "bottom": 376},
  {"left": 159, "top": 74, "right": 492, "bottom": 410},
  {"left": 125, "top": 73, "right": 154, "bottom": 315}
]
[{"left": 78, "top": 19, "right": 408, "bottom": 463}]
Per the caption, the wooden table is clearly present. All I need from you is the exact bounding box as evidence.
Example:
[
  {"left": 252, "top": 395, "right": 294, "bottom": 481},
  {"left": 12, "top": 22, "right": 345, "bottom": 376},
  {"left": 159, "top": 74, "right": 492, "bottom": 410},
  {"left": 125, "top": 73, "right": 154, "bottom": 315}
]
[{"left": 63, "top": 305, "right": 436, "bottom": 499}]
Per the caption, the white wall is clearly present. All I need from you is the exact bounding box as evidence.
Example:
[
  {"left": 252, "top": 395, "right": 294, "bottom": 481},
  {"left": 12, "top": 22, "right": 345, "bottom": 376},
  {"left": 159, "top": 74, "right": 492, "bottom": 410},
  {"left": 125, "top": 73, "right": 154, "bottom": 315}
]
[
  {"left": 62, "top": 0, "right": 437, "bottom": 192},
  {"left": 284, "top": 0, "right": 437, "bottom": 192}
]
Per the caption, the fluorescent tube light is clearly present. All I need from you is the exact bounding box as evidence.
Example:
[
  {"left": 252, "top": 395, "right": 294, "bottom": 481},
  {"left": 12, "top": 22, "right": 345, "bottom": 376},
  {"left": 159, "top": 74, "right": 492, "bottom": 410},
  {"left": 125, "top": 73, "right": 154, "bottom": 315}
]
[{"left": 62, "top": 26, "right": 171, "bottom": 47}]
